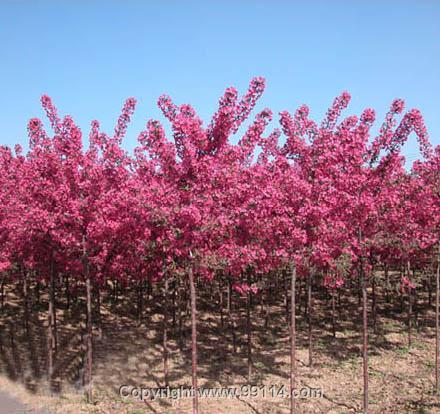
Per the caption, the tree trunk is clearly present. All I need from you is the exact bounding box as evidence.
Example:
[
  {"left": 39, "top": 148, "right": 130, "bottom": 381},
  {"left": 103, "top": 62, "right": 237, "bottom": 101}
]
[
  {"left": 361, "top": 263, "right": 369, "bottom": 413},
  {"left": 372, "top": 275, "right": 377, "bottom": 334},
  {"left": 47, "top": 257, "right": 56, "bottom": 390},
  {"left": 331, "top": 288, "right": 336, "bottom": 338},
  {"left": 172, "top": 280, "right": 177, "bottom": 328},
  {"left": 85, "top": 272, "right": 93, "bottom": 402},
  {"left": 219, "top": 279, "right": 224, "bottom": 329},
  {"left": 307, "top": 273, "right": 313, "bottom": 367},
  {"left": 0, "top": 275, "right": 5, "bottom": 312},
  {"left": 23, "top": 267, "right": 29, "bottom": 333},
  {"left": 247, "top": 288, "right": 252, "bottom": 383},
  {"left": 178, "top": 279, "right": 184, "bottom": 345},
  {"left": 264, "top": 276, "right": 271, "bottom": 329},
  {"left": 163, "top": 272, "right": 169, "bottom": 387},
  {"left": 83, "top": 237, "right": 93, "bottom": 403},
  {"left": 285, "top": 270, "right": 289, "bottom": 324},
  {"left": 290, "top": 263, "right": 297, "bottom": 414},
  {"left": 113, "top": 279, "right": 118, "bottom": 306},
  {"left": 137, "top": 279, "right": 143, "bottom": 324},
  {"left": 227, "top": 279, "right": 237, "bottom": 354},
  {"left": 428, "top": 268, "right": 432, "bottom": 307},
  {"left": 96, "top": 285, "right": 102, "bottom": 340},
  {"left": 65, "top": 274, "right": 70, "bottom": 310},
  {"left": 188, "top": 264, "right": 198, "bottom": 414},
  {"left": 407, "top": 261, "right": 412, "bottom": 349},
  {"left": 435, "top": 247, "right": 439, "bottom": 392},
  {"left": 385, "top": 264, "right": 390, "bottom": 303}
]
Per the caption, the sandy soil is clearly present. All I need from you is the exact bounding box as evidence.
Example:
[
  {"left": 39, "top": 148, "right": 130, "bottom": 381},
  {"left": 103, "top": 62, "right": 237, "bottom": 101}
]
[{"left": 0, "top": 278, "right": 439, "bottom": 413}]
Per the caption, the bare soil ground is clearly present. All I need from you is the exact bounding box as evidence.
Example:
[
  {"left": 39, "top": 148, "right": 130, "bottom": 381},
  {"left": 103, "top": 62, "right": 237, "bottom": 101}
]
[{"left": 0, "top": 277, "right": 439, "bottom": 413}]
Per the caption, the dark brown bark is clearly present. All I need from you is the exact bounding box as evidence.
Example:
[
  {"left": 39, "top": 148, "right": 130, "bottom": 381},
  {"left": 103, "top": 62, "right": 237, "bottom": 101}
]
[
  {"left": 361, "top": 263, "right": 369, "bottom": 413},
  {"left": 96, "top": 285, "right": 102, "bottom": 340},
  {"left": 65, "top": 274, "right": 70, "bottom": 310},
  {"left": 407, "top": 261, "right": 412, "bottom": 348},
  {"left": 385, "top": 264, "right": 390, "bottom": 303},
  {"left": 372, "top": 275, "right": 377, "bottom": 334},
  {"left": 113, "top": 279, "right": 118, "bottom": 305},
  {"left": 285, "top": 270, "right": 289, "bottom": 324},
  {"left": 219, "top": 279, "right": 224, "bottom": 329},
  {"left": 307, "top": 272, "right": 312, "bottom": 367},
  {"left": 227, "top": 279, "right": 237, "bottom": 354},
  {"left": 172, "top": 280, "right": 177, "bottom": 328},
  {"left": 35, "top": 280, "right": 41, "bottom": 307},
  {"left": 436, "top": 247, "right": 439, "bottom": 392},
  {"left": 428, "top": 268, "right": 433, "bottom": 307},
  {"left": 163, "top": 272, "right": 169, "bottom": 387},
  {"left": 83, "top": 236, "right": 93, "bottom": 403},
  {"left": 47, "top": 257, "right": 56, "bottom": 390},
  {"left": 188, "top": 264, "right": 198, "bottom": 414},
  {"left": 178, "top": 278, "right": 184, "bottom": 344},
  {"left": 290, "top": 263, "right": 296, "bottom": 414},
  {"left": 137, "top": 279, "right": 143, "bottom": 323},
  {"left": 264, "top": 277, "right": 271, "bottom": 329},
  {"left": 23, "top": 267, "right": 29, "bottom": 333},
  {"left": 331, "top": 288, "right": 336, "bottom": 338},
  {"left": 0, "top": 275, "right": 5, "bottom": 312},
  {"left": 85, "top": 272, "right": 93, "bottom": 402},
  {"left": 246, "top": 288, "right": 252, "bottom": 383},
  {"left": 413, "top": 280, "right": 419, "bottom": 331}
]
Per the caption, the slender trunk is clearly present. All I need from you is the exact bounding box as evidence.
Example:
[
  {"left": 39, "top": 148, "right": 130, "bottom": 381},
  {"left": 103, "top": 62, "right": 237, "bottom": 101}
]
[
  {"left": 96, "top": 285, "right": 102, "bottom": 340},
  {"left": 307, "top": 273, "right": 312, "bottom": 367},
  {"left": 290, "top": 263, "right": 296, "bottom": 414},
  {"left": 178, "top": 279, "right": 184, "bottom": 344},
  {"left": 362, "top": 263, "right": 369, "bottom": 413},
  {"left": 47, "top": 257, "right": 55, "bottom": 390},
  {"left": 413, "top": 272, "right": 419, "bottom": 331},
  {"left": 0, "top": 275, "right": 4, "bottom": 312},
  {"left": 331, "top": 289, "right": 336, "bottom": 338},
  {"left": 85, "top": 272, "right": 93, "bottom": 402},
  {"left": 228, "top": 279, "right": 237, "bottom": 354},
  {"left": 247, "top": 288, "right": 252, "bottom": 383},
  {"left": 219, "top": 279, "right": 224, "bottom": 329},
  {"left": 163, "top": 272, "right": 169, "bottom": 387},
  {"left": 408, "top": 287, "right": 412, "bottom": 348},
  {"left": 264, "top": 277, "right": 271, "bottom": 329},
  {"left": 428, "top": 269, "right": 432, "bottom": 307},
  {"left": 407, "top": 261, "right": 412, "bottom": 349},
  {"left": 65, "top": 275, "right": 70, "bottom": 310},
  {"left": 23, "top": 268, "right": 29, "bottom": 333},
  {"left": 399, "top": 264, "right": 405, "bottom": 312},
  {"left": 285, "top": 270, "right": 289, "bottom": 324},
  {"left": 52, "top": 273, "right": 58, "bottom": 352},
  {"left": 385, "top": 264, "right": 390, "bottom": 303},
  {"left": 137, "top": 279, "right": 143, "bottom": 324},
  {"left": 188, "top": 264, "right": 198, "bottom": 414},
  {"left": 372, "top": 275, "right": 377, "bottom": 334},
  {"left": 172, "top": 280, "right": 176, "bottom": 328},
  {"left": 83, "top": 237, "right": 93, "bottom": 403},
  {"left": 113, "top": 280, "right": 118, "bottom": 306},
  {"left": 435, "top": 246, "right": 439, "bottom": 392},
  {"left": 36, "top": 280, "right": 41, "bottom": 307}
]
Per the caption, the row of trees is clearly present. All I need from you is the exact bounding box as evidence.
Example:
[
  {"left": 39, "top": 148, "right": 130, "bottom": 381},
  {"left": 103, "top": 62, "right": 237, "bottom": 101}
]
[{"left": 0, "top": 78, "right": 438, "bottom": 413}]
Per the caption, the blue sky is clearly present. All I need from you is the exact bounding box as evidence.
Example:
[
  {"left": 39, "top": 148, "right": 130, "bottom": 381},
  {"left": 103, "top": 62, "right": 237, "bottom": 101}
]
[{"left": 1, "top": 1, "right": 439, "bottom": 163}]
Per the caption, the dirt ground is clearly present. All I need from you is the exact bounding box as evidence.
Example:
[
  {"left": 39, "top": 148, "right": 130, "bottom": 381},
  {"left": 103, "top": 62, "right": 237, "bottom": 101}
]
[{"left": 0, "top": 278, "right": 439, "bottom": 414}]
